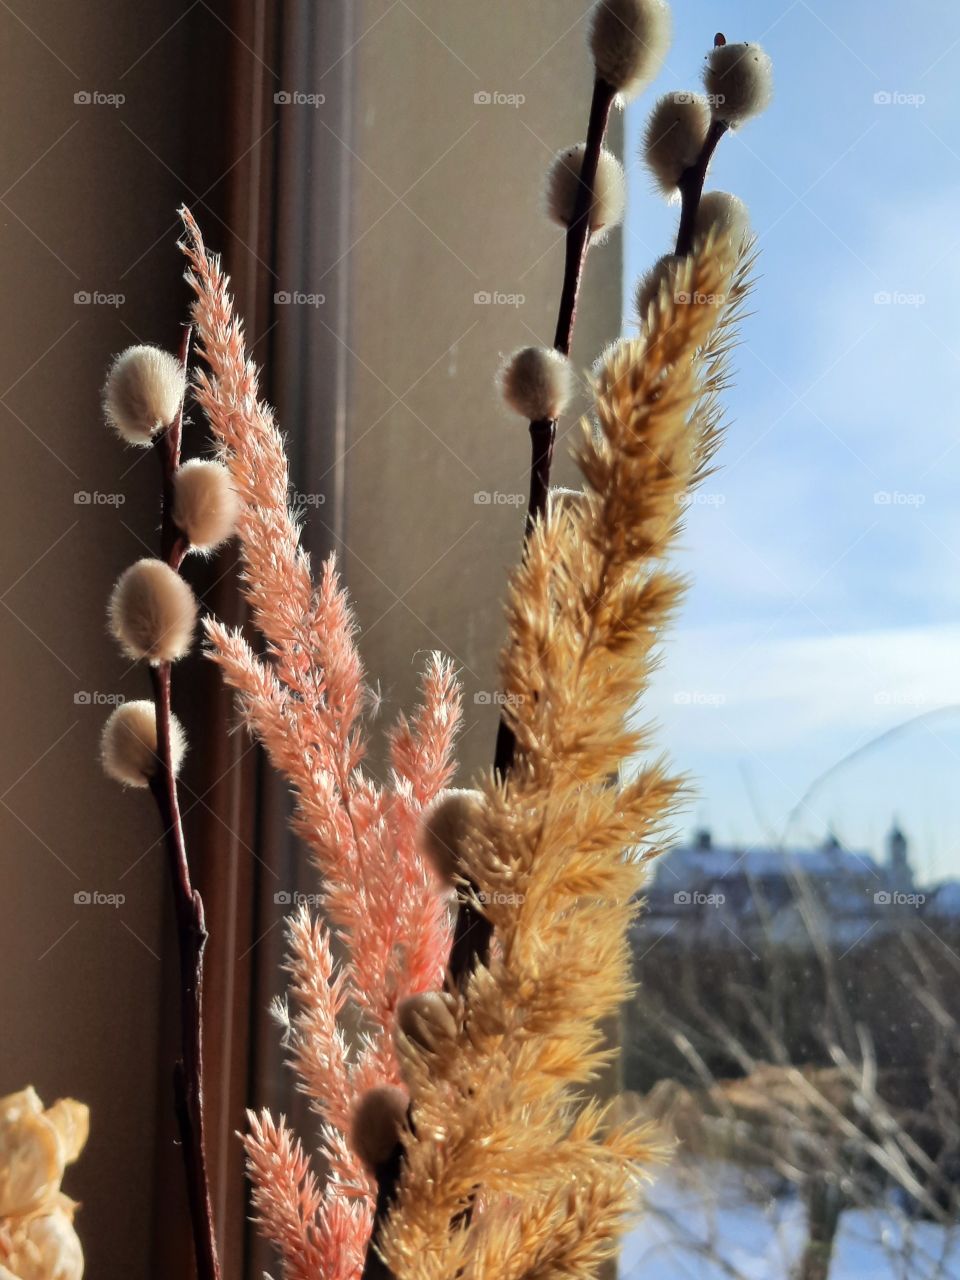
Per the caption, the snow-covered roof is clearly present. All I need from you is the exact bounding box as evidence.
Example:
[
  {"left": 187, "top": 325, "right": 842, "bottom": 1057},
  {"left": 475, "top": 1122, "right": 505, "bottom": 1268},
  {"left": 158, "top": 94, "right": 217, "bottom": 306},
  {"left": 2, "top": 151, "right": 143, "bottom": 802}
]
[
  {"left": 653, "top": 842, "right": 882, "bottom": 891},
  {"left": 929, "top": 881, "right": 960, "bottom": 917}
]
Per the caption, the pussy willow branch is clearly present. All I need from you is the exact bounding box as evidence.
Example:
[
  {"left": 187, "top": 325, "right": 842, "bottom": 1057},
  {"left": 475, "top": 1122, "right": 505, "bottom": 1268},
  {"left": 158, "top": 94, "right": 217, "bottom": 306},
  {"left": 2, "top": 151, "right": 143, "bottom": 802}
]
[
  {"left": 145, "top": 325, "right": 221, "bottom": 1280},
  {"left": 675, "top": 34, "right": 730, "bottom": 257},
  {"left": 449, "top": 75, "right": 619, "bottom": 995},
  {"left": 363, "top": 73, "right": 621, "bottom": 1280},
  {"left": 674, "top": 118, "right": 728, "bottom": 257}
]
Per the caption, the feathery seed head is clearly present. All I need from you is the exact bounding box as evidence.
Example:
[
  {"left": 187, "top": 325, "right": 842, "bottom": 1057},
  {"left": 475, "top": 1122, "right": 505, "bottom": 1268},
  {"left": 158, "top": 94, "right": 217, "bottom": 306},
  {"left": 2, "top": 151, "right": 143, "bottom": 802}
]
[
  {"left": 635, "top": 253, "right": 682, "bottom": 325},
  {"left": 350, "top": 1086, "right": 408, "bottom": 1168},
  {"left": 396, "top": 991, "right": 459, "bottom": 1052},
  {"left": 102, "top": 345, "right": 186, "bottom": 445},
  {"left": 704, "top": 41, "right": 773, "bottom": 127},
  {"left": 499, "top": 347, "right": 574, "bottom": 423},
  {"left": 545, "top": 145, "right": 626, "bottom": 241},
  {"left": 419, "top": 788, "right": 485, "bottom": 884},
  {"left": 172, "top": 458, "right": 239, "bottom": 553},
  {"left": 695, "top": 191, "right": 751, "bottom": 249},
  {"left": 548, "top": 486, "right": 587, "bottom": 518},
  {"left": 589, "top": 0, "right": 672, "bottom": 99},
  {"left": 100, "top": 699, "right": 186, "bottom": 787},
  {"left": 644, "top": 93, "right": 711, "bottom": 194},
  {"left": 108, "top": 558, "right": 198, "bottom": 663}
]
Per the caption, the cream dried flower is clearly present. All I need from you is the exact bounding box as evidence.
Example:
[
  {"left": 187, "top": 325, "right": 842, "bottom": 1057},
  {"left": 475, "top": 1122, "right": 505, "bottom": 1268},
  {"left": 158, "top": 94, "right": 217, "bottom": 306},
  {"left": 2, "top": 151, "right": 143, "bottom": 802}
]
[{"left": 0, "top": 1088, "right": 88, "bottom": 1280}]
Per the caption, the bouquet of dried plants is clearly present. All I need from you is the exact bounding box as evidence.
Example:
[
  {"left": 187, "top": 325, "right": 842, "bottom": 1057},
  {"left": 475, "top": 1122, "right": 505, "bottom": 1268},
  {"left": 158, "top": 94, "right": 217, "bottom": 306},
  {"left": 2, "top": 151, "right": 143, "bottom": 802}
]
[{"left": 45, "top": 3, "right": 773, "bottom": 1280}]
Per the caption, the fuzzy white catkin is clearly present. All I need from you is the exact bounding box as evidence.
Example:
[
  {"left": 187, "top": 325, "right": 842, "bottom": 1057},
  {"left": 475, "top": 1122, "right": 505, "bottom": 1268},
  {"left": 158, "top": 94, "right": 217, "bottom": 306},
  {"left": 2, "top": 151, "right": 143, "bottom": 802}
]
[
  {"left": 172, "top": 459, "right": 240, "bottom": 552},
  {"left": 704, "top": 42, "right": 773, "bottom": 127},
  {"left": 396, "top": 991, "right": 459, "bottom": 1051},
  {"left": 589, "top": 0, "right": 671, "bottom": 99},
  {"left": 696, "top": 191, "right": 751, "bottom": 249},
  {"left": 109, "top": 558, "right": 198, "bottom": 663},
  {"left": 100, "top": 699, "right": 186, "bottom": 788},
  {"left": 102, "top": 345, "right": 186, "bottom": 445},
  {"left": 419, "top": 788, "right": 485, "bottom": 884},
  {"left": 644, "top": 93, "right": 711, "bottom": 194},
  {"left": 635, "top": 253, "right": 682, "bottom": 323},
  {"left": 499, "top": 347, "right": 574, "bottom": 423},
  {"left": 351, "top": 1086, "right": 408, "bottom": 1167},
  {"left": 545, "top": 145, "right": 626, "bottom": 241}
]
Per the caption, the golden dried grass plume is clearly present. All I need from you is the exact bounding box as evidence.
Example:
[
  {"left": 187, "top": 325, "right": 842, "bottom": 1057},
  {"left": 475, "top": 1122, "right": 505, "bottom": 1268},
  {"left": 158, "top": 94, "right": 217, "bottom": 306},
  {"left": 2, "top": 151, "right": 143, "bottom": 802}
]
[{"left": 380, "top": 233, "right": 754, "bottom": 1280}]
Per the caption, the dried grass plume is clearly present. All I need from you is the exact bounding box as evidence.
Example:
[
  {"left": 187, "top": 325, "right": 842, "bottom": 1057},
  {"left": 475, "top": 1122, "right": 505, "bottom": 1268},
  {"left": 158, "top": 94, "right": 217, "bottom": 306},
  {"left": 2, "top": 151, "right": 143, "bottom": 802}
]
[{"left": 379, "top": 233, "right": 753, "bottom": 1280}]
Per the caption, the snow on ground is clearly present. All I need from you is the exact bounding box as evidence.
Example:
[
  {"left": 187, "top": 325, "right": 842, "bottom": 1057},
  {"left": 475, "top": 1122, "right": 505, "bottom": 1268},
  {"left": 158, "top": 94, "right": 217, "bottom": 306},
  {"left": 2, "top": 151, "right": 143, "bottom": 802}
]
[{"left": 622, "top": 1160, "right": 960, "bottom": 1279}]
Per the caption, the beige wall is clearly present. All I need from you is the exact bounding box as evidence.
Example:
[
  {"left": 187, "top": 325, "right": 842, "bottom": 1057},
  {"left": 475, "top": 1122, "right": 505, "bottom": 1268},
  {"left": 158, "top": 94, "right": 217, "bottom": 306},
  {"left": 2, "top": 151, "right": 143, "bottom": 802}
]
[
  {"left": 0, "top": 2, "right": 622, "bottom": 1276},
  {"left": 343, "top": 0, "right": 624, "bottom": 776},
  {"left": 0, "top": 3, "right": 233, "bottom": 1275}
]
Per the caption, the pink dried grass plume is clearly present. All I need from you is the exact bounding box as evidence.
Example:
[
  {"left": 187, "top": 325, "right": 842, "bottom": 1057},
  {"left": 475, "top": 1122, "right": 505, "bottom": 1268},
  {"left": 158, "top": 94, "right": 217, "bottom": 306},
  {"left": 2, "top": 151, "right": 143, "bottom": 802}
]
[
  {"left": 179, "top": 207, "right": 461, "bottom": 1275},
  {"left": 244, "top": 1110, "right": 369, "bottom": 1280}
]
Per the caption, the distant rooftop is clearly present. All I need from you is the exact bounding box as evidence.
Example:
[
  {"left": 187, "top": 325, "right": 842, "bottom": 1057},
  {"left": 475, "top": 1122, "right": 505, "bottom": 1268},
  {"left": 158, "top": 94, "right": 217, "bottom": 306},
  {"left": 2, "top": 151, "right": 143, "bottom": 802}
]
[{"left": 652, "top": 836, "right": 883, "bottom": 891}]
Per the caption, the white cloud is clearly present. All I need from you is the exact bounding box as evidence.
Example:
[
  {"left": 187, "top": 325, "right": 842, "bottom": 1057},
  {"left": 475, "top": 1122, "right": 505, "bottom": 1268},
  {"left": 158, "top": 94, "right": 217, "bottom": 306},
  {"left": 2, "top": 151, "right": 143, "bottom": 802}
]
[{"left": 650, "top": 622, "right": 960, "bottom": 753}]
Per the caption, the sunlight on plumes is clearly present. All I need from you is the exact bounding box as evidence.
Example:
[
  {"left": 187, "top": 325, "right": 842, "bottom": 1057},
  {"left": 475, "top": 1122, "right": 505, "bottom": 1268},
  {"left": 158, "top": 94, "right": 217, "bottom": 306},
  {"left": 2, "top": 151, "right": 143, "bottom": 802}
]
[
  {"left": 548, "top": 486, "right": 587, "bottom": 519},
  {"left": 108, "top": 558, "right": 198, "bottom": 663},
  {"left": 172, "top": 458, "right": 239, "bottom": 552},
  {"left": 419, "top": 788, "right": 485, "bottom": 885},
  {"left": 499, "top": 347, "right": 573, "bottom": 423},
  {"left": 102, "top": 344, "right": 185, "bottom": 445},
  {"left": 589, "top": 0, "right": 672, "bottom": 100},
  {"left": 545, "top": 144, "right": 626, "bottom": 241},
  {"left": 381, "top": 236, "right": 751, "bottom": 1280},
  {"left": 100, "top": 699, "right": 186, "bottom": 788},
  {"left": 704, "top": 41, "right": 774, "bottom": 127},
  {"left": 180, "top": 207, "right": 461, "bottom": 1275},
  {"left": 351, "top": 1087, "right": 408, "bottom": 1169}
]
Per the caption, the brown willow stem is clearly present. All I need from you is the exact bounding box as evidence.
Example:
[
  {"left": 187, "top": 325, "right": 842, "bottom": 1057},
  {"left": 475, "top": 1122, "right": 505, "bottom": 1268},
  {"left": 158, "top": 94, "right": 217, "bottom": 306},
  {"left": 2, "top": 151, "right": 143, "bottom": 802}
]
[
  {"left": 487, "top": 76, "right": 616, "bottom": 786},
  {"left": 674, "top": 117, "right": 729, "bottom": 257},
  {"left": 449, "top": 77, "right": 618, "bottom": 994},
  {"left": 146, "top": 326, "right": 221, "bottom": 1280},
  {"left": 361, "top": 1143, "right": 405, "bottom": 1280},
  {"left": 553, "top": 76, "right": 617, "bottom": 357}
]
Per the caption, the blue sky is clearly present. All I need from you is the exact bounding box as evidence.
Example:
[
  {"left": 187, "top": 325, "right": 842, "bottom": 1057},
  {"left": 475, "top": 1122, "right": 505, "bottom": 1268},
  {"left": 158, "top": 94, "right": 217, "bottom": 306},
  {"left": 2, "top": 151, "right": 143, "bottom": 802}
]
[{"left": 621, "top": 1, "right": 960, "bottom": 881}]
